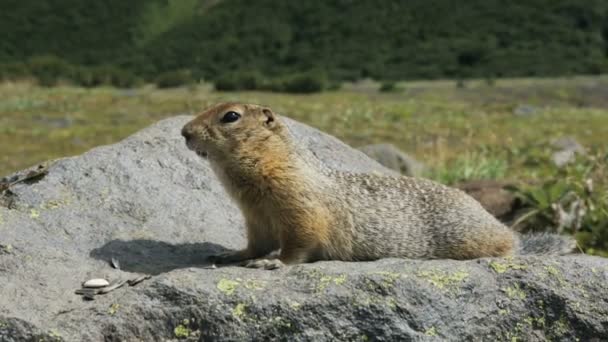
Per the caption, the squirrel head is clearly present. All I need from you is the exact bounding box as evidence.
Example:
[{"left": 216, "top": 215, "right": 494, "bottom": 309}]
[{"left": 182, "top": 102, "right": 287, "bottom": 162}]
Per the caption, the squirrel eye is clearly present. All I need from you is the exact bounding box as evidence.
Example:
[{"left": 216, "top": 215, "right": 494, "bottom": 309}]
[{"left": 220, "top": 111, "right": 241, "bottom": 123}]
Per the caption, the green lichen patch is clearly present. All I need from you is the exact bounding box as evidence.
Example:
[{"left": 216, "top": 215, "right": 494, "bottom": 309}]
[
  {"left": 173, "top": 324, "right": 192, "bottom": 339},
  {"left": 502, "top": 284, "right": 526, "bottom": 300},
  {"left": 374, "top": 271, "right": 401, "bottom": 287},
  {"left": 217, "top": 279, "right": 239, "bottom": 295},
  {"left": 173, "top": 319, "right": 198, "bottom": 339},
  {"left": 523, "top": 315, "right": 545, "bottom": 329},
  {"left": 232, "top": 303, "right": 247, "bottom": 319},
  {"left": 333, "top": 274, "right": 347, "bottom": 285},
  {"left": 416, "top": 269, "right": 469, "bottom": 290},
  {"left": 49, "top": 329, "right": 62, "bottom": 339},
  {"left": 488, "top": 258, "right": 527, "bottom": 274},
  {"left": 108, "top": 303, "right": 120, "bottom": 315},
  {"left": 544, "top": 265, "right": 566, "bottom": 285},
  {"left": 424, "top": 326, "right": 437, "bottom": 336},
  {"left": 317, "top": 274, "right": 347, "bottom": 291},
  {"left": 30, "top": 209, "right": 40, "bottom": 219},
  {"left": 40, "top": 198, "right": 70, "bottom": 210},
  {"left": 551, "top": 316, "right": 569, "bottom": 337},
  {"left": 244, "top": 279, "right": 266, "bottom": 290},
  {"left": 269, "top": 316, "right": 292, "bottom": 329}
]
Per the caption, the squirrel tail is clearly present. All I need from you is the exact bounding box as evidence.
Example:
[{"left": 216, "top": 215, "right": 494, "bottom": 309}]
[{"left": 517, "top": 232, "right": 576, "bottom": 255}]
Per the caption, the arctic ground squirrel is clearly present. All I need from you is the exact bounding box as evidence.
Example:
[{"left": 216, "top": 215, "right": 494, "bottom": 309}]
[{"left": 181, "top": 102, "right": 575, "bottom": 269}]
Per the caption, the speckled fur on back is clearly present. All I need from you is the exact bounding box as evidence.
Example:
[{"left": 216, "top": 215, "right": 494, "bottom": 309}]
[
  {"left": 182, "top": 103, "right": 576, "bottom": 267},
  {"left": 312, "top": 169, "right": 517, "bottom": 261}
]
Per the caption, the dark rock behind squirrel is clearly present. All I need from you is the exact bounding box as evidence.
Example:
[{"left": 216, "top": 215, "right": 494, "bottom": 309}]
[{"left": 0, "top": 116, "right": 606, "bottom": 341}]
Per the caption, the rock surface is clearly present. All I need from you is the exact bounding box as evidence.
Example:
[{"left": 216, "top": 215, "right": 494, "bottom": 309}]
[
  {"left": 358, "top": 143, "right": 425, "bottom": 177},
  {"left": 0, "top": 116, "right": 606, "bottom": 342},
  {"left": 551, "top": 136, "right": 586, "bottom": 168}
]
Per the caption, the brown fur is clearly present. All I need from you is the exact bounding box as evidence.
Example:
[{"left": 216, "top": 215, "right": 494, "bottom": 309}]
[{"left": 182, "top": 102, "right": 574, "bottom": 269}]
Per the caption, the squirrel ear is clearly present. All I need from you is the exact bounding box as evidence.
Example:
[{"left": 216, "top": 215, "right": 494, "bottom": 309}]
[{"left": 261, "top": 108, "right": 277, "bottom": 129}]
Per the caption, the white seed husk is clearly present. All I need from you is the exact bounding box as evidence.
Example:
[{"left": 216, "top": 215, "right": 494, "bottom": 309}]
[{"left": 82, "top": 278, "right": 110, "bottom": 288}]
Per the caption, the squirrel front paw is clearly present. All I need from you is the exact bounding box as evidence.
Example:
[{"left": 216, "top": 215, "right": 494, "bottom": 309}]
[{"left": 242, "top": 258, "right": 284, "bottom": 270}]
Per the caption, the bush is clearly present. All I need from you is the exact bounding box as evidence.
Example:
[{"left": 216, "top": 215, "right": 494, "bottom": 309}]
[
  {"left": 1, "top": 56, "right": 140, "bottom": 88},
  {"left": 75, "top": 65, "right": 140, "bottom": 88},
  {"left": 379, "top": 81, "right": 398, "bottom": 92},
  {"left": 214, "top": 71, "right": 265, "bottom": 91},
  {"left": 154, "top": 70, "right": 194, "bottom": 88},
  {"left": 214, "top": 71, "right": 328, "bottom": 93},
  {"left": 26, "top": 55, "right": 74, "bottom": 86},
  {"left": 0, "top": 62, "right": 29, "bottom": 81},
  {"left": 510, "top": 152, "right": 608, "bottom": 257},
  {"left": 269, "top": 71, "right": 328, "bottom": 94}
]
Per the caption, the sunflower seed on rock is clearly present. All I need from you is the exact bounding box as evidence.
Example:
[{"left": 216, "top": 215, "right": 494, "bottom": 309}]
[{"left": 82, "top": 278, "right": 110, "bottom": 288}]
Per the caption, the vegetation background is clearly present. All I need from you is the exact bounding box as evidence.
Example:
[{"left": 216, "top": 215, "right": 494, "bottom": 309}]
[
  {"left": 0, "top": 0, "right": 606, "bottom": 256},
  {"left": 2, "top": 0, "right": 608, "bottom": 88}
]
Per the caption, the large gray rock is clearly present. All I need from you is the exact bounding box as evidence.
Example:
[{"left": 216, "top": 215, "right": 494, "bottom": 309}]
[
  {"left": 358, "top": 144, "right": 425, "bottom": 177},
  {"left": 0, "top": 116, "right": 606, "bottom": 342}
]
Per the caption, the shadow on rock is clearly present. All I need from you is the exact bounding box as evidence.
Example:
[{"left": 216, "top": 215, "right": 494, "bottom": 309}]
[{"left": 90, "top": 239, "right": 226, "bottom": 275}]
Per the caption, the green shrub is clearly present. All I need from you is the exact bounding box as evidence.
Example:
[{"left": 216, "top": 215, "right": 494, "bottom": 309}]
[
  {"left": 510, "top": 152, "right": 608, "bottom": 257},
  {"left": 214, "top": 71, "right": 265, "bottom": 91},
  {"left": 270, "top": 71, "right": 328, "bottom": 94},
  {"left": 80, "top": 65, "right": 139, "bottom": 88},
  {"left": 379, "top": 81, "right": 398, "bottom": 92},
  {"left": 155, "top": 70, "right": 194, "bottom": 88},
  {"left": 214, "top": 73, "right": 239, "bottom": 91},
  {"left": 0, "top": 62, "right": 29, "bottom": 81},
  {"left": 26, "top": 55, "right": 74, "bottom": 86}
]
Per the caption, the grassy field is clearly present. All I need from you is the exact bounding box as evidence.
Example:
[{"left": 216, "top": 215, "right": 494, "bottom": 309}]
[
  {"left": 1, "top": 77, "right": 607, "bottom": 255},
  {"left": 1, "top": 77, "right": 607, "bottom": 178}
]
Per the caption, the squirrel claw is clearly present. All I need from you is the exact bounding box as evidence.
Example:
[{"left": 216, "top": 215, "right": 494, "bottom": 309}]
[{"left": 243, "top": 258, "right": 284, "bottom": 270}]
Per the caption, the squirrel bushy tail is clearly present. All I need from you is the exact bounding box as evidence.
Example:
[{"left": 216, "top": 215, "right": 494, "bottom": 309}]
[{"left": 517, "top": 232, "right": 576, "bottom": 255}]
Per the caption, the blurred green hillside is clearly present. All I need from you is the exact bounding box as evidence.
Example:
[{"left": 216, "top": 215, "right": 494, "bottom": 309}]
[{"left": 2, "top": 0, "right": 608, "bottom": 86}]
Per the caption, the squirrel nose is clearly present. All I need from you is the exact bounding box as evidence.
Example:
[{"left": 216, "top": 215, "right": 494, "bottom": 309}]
[{"left": 181, "top": 126, "right": 193, "bottom": 141}]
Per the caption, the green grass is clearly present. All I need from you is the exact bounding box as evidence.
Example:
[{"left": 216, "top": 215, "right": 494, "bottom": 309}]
[{"left": 2, "top": 77, "right": 608, "bottom": 178}]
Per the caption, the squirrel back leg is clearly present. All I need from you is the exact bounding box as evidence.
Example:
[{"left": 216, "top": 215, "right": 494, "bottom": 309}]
[{"left": 433, "top": 225, "right": 516, "bottom": 260}]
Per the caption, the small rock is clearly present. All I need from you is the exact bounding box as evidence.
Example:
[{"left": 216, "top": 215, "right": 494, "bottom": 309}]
[
  {"left": 82, "top": 278, "right": 110, "bottom": 288},
  {"left": 551, "top": 136, "right": 585, "bottom": 154},
  {"left": 513, "top": 104, "right": 538, "bottom": 117},
  {"left": 358, "top": 144, "right": 426, "bottom": 176},
  {"left": 551, "top": 136, "right": 585, "bottom": 168}
]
